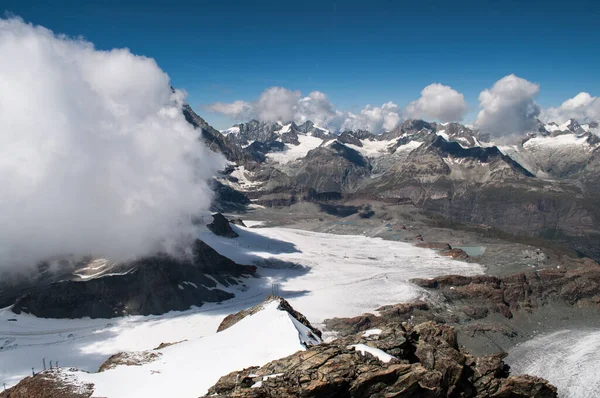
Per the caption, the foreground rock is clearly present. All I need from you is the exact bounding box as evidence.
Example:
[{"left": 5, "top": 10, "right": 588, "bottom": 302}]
[
  {"left": 206, "top": 321, "right": 556, "bottom": 397},
  {"left": 0, "top": 370, "right": 93, "bottom": 398},
  {"left": 10, "top": 240, "right": 256, "bottom": 318}
]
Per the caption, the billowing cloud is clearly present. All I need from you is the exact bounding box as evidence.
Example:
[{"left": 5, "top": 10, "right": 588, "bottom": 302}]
[
  {"left": 207, "top": 87, "right": 400, "bottom": 132},
  {"left": 207, "top": 87, "right": 344, "bottom": 128},
  {"left": 475, "top": 74, "right": 541, "bottom": 135},
  {"left": 295, "top": 91, "right": 345, "bottom": 127},
  {"left": 541, "top": 92, "right": 600, "bottom": 125},
  {"left": 206, "top": 100, "right": 253, "bottom": 120},
  {"left": 0, "top": 18, "right": 224, "bottom": 272},
  {"left": 341, "top": 102, "right": 402, "bottom": 132},
  {"left": 405, "top": 83, "right": 468, "bottom": 122}
]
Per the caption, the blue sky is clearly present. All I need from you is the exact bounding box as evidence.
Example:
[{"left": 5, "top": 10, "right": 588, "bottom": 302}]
[{"left": 3, "top": 0, "right": 600, "bottom": 129}]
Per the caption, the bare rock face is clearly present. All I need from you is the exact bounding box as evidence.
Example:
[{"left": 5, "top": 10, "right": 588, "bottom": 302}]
[
  {"left": 97, "top": 351, "right": 161, "bottom": 372},
  {"left": 208, "top": 212, "right": 239, "bottom": 238},
  {"left": 217, "top": 295, "right": 323, "bottom": 340},
  {"left": 205, "top": 321, "right": 557, "bottom": 398}
]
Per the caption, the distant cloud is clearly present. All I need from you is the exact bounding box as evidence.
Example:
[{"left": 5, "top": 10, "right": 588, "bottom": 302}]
[
  {"left": 475, "top": 74, "right": 541, "bottom": 135},
  {"left": 405, "top": 83, "right": 468, "bottom": 122},
  {"left": 207, "top": 87, "right": 344, "bottom": 129},
  {"left": 541, "top": 92, "right": 600, "bottom": 125},
  {"left": 341, "top": 102, "right": 402, "bottom": 132},
  {"left": 207, "top": 87, "right": 401, "bottom": 132},
  {"left": 206, "top": 100, "right": 253, "bottom": 120}
]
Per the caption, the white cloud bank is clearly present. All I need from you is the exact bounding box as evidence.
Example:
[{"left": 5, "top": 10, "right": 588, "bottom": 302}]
[
  {"left": 541, "top": 92, "right": 600, "bottom": 125},
  {"left": 475, "top": 74, "right": 541, "bottom": 136},
  {"left": 405, "top": 83, "right": 468, "bottom": 122},
  {"left": 0, "top": 18, "right": 223, "bottom": 272},
  {"left": 207, "top": 84, "right": 467, "bottom": 133},
  {"left": 207, "top": 87, "right": 345, "bottom": 129}
]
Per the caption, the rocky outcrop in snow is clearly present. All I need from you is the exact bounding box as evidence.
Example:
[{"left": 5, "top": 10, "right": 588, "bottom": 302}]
[{"left": 217, "top": 295, "right": 323, "bottom": 343}]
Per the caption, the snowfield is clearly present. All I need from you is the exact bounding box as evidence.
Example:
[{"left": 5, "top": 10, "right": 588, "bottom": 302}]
[
  {"left": 507, "top": 329, "right": 600, "bottom": 398},
  {"left": 266, "top": 135, "right": 324, "bottom": 164},
  {"left": 0, "top": 224, "right": 484, "bottom": 394},
  {"left": 68, "top": 300, "right": 319, "bottom": 397},
  {"left": 198, "top": 225, "right": 484, "bottom": 322}
]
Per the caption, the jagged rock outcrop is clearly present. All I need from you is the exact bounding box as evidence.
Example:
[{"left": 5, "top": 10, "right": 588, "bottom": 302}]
[
  {"left": 217, "top": 295, "right": 323, "bottom": 340},
  {"left": 207, "top": 212, "right": 239, "bottom": 238},
  {"left": 10, "top": 240, "right": 256, "bottom": 318},
  {"left": 325, "top": 260, "right": 600, "bottom": 338},
  {"left": 411, "top": 259, "right": 600, "bottom": 320},
  {"left": 206, "top": 321, "right": 557, "bottom": 397}
]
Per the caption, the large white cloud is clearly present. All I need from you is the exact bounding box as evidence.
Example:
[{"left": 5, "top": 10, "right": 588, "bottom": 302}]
[
  {"left": 541, "top": 92, "right": 600, "bottom": 125},
  {"left": 405, "top": 83, "right": 468, "bottom": 122},
  {"left": 295, "top": 91, "right": 345, "bottom": 127},
  {"left": 475, "top": 74, "right": 541, "bottom": 135},
  {"left": 0, "top": 18, "right": 224, "bottom": 272},
  {"left": 341, "top": 102, "right": 402, "bottom": 132}
]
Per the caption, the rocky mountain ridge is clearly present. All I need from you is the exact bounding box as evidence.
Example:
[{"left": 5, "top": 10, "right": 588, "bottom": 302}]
[{"left": 186, "top": 104, "right": 600, "bottom": 261}]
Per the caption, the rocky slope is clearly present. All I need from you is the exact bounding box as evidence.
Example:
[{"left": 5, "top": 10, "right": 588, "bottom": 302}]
[
  {"left": 8, "top": 238, "right": 256, "bottom": 318},
  {"left": 1, "top": 214, "right": 257, "bottom": 318},
  {"left": 207, "top": 314, "right": 556, "bottom": 397},
  {"left": 323, "top": 257, "right": 600, "bottom": 358}
]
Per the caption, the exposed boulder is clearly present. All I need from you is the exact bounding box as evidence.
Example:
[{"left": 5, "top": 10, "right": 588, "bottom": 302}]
[
  {"left": 229, "top": 218, "right": 247, "bottom": 227},
  {"left": 207, "top": 213, "right": 239, "bottom": 238}
]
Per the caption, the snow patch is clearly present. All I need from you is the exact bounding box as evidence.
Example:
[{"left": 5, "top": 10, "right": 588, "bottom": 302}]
[
  {"left": 436, "top": 130, "right": 449, "bottom": 140},
  {"left": 348, "top": 344, "right": 395, "bottom": 363},
  {"left": 221, "top": 126, "right": 240, "bottom": 135},
  {"left": 362, "top": 328, "right": 382, "bottom": 337}
]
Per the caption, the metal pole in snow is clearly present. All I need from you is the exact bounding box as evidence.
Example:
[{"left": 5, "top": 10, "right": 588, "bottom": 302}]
[
  {"left": 49, "top": 361, "right": 53, "bottom": 369},
  {"left": 43, "top": 358, "right": 46, "bottom": 371}
]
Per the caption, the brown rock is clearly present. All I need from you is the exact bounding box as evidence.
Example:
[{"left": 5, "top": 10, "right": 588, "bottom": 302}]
[
  {"left": 0, "top": 370, "right": 94, "bottom": 398},
  {"left": 205, "top": 322, "right": 557, "bottom": 398}
]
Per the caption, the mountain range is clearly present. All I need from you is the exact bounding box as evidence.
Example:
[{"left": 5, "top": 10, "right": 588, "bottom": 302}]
[{"left": 185, "top": 106, "right": 600, "bottom": 262}]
